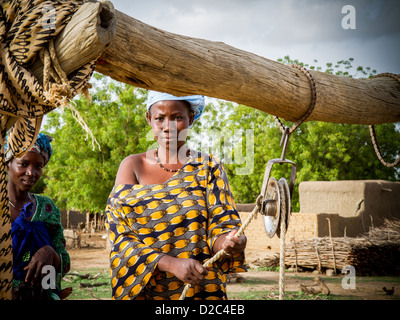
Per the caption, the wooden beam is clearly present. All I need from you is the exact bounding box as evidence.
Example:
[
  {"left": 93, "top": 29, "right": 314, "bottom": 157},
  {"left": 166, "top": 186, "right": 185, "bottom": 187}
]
[{"left": 96, "top": 10, "right": 400, "bottom": 125}]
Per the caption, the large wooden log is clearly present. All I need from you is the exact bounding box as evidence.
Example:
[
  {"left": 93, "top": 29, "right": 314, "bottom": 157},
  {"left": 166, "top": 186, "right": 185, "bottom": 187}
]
[{"left": 96, "top": 10, "right": 400, "bottom": 125}]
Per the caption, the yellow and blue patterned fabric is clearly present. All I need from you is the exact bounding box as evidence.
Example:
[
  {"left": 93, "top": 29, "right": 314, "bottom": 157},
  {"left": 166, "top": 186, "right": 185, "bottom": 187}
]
[{"left": 105, "top": 152, "right": 246, "bottom": 300}]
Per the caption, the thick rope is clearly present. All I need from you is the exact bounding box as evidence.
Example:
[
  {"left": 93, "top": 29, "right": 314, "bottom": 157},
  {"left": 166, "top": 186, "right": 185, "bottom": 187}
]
[
  {"left": 278, "top": 182, "right": 286, "bottom": 300},
  {"left": 368, "top": 73, "right": 400, "bottom": 168},
  {"left": 179, "top": 195, "right": 264, "bottom": 300},
  {"left": 41, "top": 40, "right": 100, "bottom": 151},
  {"left": 274, "top": 64, "right": 317, "bottom": 135}
]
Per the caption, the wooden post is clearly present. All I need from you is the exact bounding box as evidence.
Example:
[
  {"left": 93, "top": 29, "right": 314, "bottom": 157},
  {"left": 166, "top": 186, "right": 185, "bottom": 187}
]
[
  {"left": 86, "top": 211, "right": 90, "bottom": 233},
  {"left": 327, "top": 218, "right": 337, "bottom": 274},
  {"left": 66, "top": 209, "right": 70, "bottom": 229},
  {"left": 96, "top": 10, "right": 400, "bottom": 125},
  {"left": 292, "top": 236, "right": 298, "bottom": 274},
  {"left": 314, "top": 222, "right": 322, "bottom": 273}
]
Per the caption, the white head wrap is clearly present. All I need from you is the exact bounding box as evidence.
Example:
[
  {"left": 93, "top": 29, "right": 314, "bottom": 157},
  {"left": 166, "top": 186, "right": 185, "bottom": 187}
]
[{"left": 146, "top": 91, "right": 205, "bottom": 122}]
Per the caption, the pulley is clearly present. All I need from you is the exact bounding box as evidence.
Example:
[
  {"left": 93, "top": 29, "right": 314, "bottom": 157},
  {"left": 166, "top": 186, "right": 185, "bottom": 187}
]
[{"left": 261, "top": 128, "right": 296, "bottom": 238}]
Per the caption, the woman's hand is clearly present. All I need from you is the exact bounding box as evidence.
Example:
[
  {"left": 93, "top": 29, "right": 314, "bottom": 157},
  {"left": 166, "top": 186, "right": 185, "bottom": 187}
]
[
  {"left": 214, "top": 229, "right": 247, "bottom": 256},
  {"left": 158, "top": 255, "right": 208, "bottom": 286},
  {"left": 24, "top": 245, "right": 61, "bottom": 285}
]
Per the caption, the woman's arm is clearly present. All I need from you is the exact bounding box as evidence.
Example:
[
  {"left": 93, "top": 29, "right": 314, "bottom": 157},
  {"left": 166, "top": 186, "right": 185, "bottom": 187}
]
[{"left": 205, "top": 157, "right": 247, "bottom": 272}]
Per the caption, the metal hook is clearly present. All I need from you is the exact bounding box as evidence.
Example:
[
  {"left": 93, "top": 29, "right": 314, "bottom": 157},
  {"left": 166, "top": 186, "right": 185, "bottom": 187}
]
[{"left": 280, "top": 127, "right": 290, "bottom": 160}]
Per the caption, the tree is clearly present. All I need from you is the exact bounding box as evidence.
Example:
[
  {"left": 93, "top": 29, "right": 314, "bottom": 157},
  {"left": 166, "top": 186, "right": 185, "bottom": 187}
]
[{"left": 42, "top": 74, "right": 153, "bottom": 213}]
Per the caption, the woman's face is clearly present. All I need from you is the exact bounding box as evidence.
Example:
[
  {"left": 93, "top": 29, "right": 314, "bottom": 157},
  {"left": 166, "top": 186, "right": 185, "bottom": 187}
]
[
  {"left": 146, "top": 100, "right": 194, "bottom": 150},
  {"left": 7, "top": 151, "right": 45, "bottom": 192}
]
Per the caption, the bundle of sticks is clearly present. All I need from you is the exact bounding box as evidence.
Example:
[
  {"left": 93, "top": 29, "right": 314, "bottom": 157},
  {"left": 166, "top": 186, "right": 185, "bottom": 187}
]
[{"left": 264, "top": 219, "right": 400, "bottom": 275}]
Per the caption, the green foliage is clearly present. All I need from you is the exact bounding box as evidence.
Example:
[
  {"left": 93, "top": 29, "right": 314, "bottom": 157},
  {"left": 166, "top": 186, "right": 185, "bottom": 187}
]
[
  {"left": 277, "top": 55, "right": 377, "bottom": 78},
  {"left": 42, "top": 74, "right": 153, "bottom": 212}
]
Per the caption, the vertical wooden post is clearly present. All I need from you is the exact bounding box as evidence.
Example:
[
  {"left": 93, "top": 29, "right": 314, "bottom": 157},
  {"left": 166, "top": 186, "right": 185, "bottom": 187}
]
[
  {"left": 66, "top": 210, "right": 70, "bottom": 229},
  {"left": 327, "top": 218, "right": 337, "bottom": 274}
]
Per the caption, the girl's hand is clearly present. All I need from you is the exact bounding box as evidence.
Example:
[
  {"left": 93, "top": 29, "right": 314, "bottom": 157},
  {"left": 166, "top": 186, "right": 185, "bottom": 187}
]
[{"left": 24, "top": 245, "right": 60, "bottom": 285}]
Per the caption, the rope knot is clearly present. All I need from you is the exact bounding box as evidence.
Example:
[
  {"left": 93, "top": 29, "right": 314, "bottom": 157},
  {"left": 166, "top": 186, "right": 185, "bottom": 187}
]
[{"left": 255, "top": 194, "right": 263, "bottom": 210}]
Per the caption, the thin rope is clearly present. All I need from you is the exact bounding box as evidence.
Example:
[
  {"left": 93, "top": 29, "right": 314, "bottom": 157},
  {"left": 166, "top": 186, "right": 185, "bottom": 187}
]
[{"left": 179, "top": 195, "right": 264, "bottom": 300}]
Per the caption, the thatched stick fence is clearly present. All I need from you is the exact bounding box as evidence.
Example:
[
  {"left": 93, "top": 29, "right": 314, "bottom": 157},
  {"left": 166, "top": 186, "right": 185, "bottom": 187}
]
[{"left": 264, "top": 219, "right": 400, "bottom": 275}]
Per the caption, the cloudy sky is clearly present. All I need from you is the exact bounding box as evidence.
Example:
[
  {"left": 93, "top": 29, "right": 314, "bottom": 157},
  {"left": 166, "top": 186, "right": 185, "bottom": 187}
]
[{"left": 112, "top": 0, "right": 400, "bottom": 75}]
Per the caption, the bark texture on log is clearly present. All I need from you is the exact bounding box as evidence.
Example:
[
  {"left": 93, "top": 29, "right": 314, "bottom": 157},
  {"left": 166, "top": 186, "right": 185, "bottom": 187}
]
[
  {"left": 31, "top": 1, "right": 116, "bottom": 83},
  {"left": 96, "top": 10, "right": 400, "bottom": 125}
]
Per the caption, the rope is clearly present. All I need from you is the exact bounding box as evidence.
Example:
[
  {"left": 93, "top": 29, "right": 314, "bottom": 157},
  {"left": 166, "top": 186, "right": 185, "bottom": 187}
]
[
  {"left": 179, "top": 195, "right": 264, "bottom": 300},
  {"left": 41, "top": 40, "right": 100, "bottom": 151},
  {"left": 271, "top": 64, "right": 314, "bottom": 299},
  {"left": 368, "top": 73, "right": 400, "bottom": 168},
  {"left": 278, "top": 182, "right": 286, "bottom": 300},
  {"left": 274, "top": 64, "right": 317, "bottom": 135}
]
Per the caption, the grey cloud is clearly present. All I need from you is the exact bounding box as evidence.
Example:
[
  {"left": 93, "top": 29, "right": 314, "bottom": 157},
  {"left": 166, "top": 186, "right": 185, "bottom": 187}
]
[{"left": 112, "top": 0, "right": 400, "bottom": 72}]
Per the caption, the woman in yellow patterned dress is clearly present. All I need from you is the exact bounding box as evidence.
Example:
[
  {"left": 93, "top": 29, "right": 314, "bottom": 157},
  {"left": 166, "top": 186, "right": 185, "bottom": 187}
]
[{"left": 105, "top": 91, "right": 247, "bottom": 300}]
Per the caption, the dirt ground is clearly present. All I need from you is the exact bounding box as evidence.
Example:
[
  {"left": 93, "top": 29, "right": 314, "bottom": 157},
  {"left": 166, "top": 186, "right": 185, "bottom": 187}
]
[{"left": 67, "top": 232, "right": 399, "bottom": 300}]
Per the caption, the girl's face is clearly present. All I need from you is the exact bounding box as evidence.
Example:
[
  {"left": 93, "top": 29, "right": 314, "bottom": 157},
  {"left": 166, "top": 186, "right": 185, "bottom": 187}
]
[
  {"left": 146, "top": 100, "right": 194, "bottom": 151},
  {"left": 7, "top": 151, "right": 45, "bottom": 192}
]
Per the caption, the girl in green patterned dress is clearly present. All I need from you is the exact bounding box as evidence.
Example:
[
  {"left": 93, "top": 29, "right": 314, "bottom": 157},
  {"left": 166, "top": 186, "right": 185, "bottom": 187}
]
[{"left": 5, "top": 133, "right": 70, "bottom": 300}]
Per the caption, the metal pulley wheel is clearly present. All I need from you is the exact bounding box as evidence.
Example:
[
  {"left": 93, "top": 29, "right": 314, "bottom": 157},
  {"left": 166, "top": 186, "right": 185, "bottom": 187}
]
[
  {"left": 262, "top": 177, "right": 291, "bottom": 238},
  {"left": 275, "top": 177, "right": 291, "bottom": 238},
  {"left": 260, "top": 158, "right": 296, "bottom": 238},
  {"left": 262, "top": 177, "right": 280, "bottom": 238}
]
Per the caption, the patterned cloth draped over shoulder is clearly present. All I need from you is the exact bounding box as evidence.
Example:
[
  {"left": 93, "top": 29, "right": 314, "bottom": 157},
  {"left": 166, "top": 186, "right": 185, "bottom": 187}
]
[
  {"left": 0, "top": 0, "right": 96, "bottom": 299},
  {"left": 105, "top": 153, "right": 247, "bottom": 300}
]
